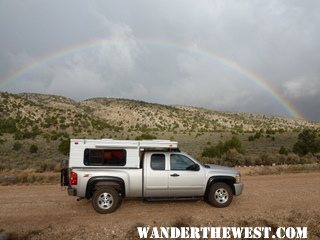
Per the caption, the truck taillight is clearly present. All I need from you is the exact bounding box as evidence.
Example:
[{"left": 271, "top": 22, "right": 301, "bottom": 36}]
[{"left": 69, "top": 171, "right": 78, "bottom": 185}]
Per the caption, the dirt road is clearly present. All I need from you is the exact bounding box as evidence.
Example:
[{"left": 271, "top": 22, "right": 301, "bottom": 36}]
[{"left": 1, "top": 172, "right": 320, "bottom": 239}]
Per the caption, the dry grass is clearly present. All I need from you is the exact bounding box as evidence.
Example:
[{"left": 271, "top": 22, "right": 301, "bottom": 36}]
[
  {"left": 0, "top": 171, "right": 59, "bottom": 185},
  {"left": 240, "top": 163, "right": 320, "bottom": 176}
]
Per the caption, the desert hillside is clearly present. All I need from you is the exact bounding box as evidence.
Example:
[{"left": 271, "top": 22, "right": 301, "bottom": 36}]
[
  {"left": 1, "top": 92, "right": 318, "bottom": 134},
  {"left": 0, "top": 92, "right": 319, "bottom": 173}
]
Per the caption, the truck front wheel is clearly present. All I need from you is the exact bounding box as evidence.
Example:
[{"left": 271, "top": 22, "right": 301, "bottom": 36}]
[
  {"left": 208, "top": 182, "right": 233, "bottom": 208},
  {"left": 92, "top": 187, "right": 120, "bottom": 214}
]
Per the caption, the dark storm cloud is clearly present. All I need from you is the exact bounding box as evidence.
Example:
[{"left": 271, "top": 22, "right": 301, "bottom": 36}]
[{"left": 0, "top": 0, "right": 319, "bottom": 120}]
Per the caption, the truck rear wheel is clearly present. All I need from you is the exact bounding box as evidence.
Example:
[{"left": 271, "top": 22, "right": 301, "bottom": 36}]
[
  {"left": 208, "top": 182, "right": 233, "bottom": 208},
  {"left": 92, "top": 187, "right": 120, "bottom": 214}
]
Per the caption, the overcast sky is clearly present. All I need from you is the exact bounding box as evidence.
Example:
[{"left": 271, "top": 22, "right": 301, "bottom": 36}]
[{"left": 0, "top": 0, "right": 320, "bottom": 121}]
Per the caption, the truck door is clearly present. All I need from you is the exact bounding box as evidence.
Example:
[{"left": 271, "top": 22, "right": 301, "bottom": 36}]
[
  {"left": 144, "top": 153, "right": 169, "bottom": 197},
  {"left": 168, "top": 153, "right": 205, "bottom": 197}
]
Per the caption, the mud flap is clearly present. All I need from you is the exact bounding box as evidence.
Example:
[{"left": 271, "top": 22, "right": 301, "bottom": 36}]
[{"left": 60, "top": 159, "right": 69, "bottom": 186}]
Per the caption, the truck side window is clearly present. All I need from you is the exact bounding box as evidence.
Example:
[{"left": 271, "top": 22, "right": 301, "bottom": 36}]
[
  {"left": 150, "top": 154, "right": 165, "bottom": 170},
  {"left": 84, "top": 149, "right": 126, "bottom": 166},
  {"left": 170, "top": 154, "right": 195, "bottom": 170}
]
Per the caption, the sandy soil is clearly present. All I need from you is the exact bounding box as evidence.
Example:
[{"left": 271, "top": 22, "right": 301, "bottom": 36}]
[{"left": 0, "top": 172, "right": 320, "bottom": 239}]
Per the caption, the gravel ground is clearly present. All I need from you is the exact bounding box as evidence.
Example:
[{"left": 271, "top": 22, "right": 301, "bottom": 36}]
[{"left": 0, "top": 172, "right": 320, "bottom": 239}]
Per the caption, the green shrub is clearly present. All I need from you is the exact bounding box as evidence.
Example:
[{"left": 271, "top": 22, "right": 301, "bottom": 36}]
[
  {"left": 27, "top": 174, "right": 36, "bottom": 183},
  {"left": 260, "top": 153, "right": 275, "bottom": 165},
  {"left": 50, "top": 134, "right": 59, "bottom": 141},
  {"left": 15, "top": 130, "right": 41, "bottom": 140},
  {"left": 248, "top": 135, "right": 255, "bottom": 141},
  {"left": 279, "top": 146, "right": 288, "bottom": 155},
  {"left": 29, "top": 144, "right": 38, "bottom": 154},
  {"left": 135, "top": 133, "right": 157, "bottom": 140},
  {"left": 0, "top": 164, "right": 5, "bottom": 171},
  {"left": 12, "top": 142, "right": 22, "bottom": 151},
  {"left": 202, "top": 141, "right": 223, "bottom": 158},
  {"left": 202, "top": 136, "right": 245, "bottom": 158},
  {"left": 244, "top": 156, "right": 256, "bottom": 166},
  {"left": 254, "top": 132, "right": 261, "bottom": 139},
  {"left": 0, "top": 117, "right": 18, "bottom": 133},
  {"left": 224, "top": 136, "right": 245, "bottom": 154},
  {"left": 293, "top": 129, "right": 320, "bottom": 156},
  {"left": 225, "top": 149, "right": 245, "bottom": 166},
  {"left": 248, "top": 132, "right": 261, "bottom": 141},
  {"left": 58, "top": 139, "right": 70, "bottom": 155},
  {"left": 286, "top": 153, "right": 301, "bottom": 164},
  {"left": 91, "top": 119, "right": 112, "bottom": 130},
  {"left": 266, "top": 129, "right": 276, "bottom": 135}
]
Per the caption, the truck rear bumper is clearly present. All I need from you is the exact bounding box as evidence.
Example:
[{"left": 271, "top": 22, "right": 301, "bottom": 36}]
[
  {"left": 68, "top": 186, "right": 77, "bottom": 196},
  {"left": 234, "top": 182, "right": 244, "bottom": 196}
]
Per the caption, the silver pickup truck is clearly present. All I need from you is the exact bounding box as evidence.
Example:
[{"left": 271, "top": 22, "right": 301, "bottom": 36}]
[{"left": 64, "top": 139, "right": 243, "bottom": 214}]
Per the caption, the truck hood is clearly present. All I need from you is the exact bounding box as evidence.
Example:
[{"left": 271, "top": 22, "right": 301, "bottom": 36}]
[{"left": 204, "top": 164, "right": 239, "bottom": 175}]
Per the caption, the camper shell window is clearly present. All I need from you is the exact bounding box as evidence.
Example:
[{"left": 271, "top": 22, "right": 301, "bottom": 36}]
[{"left": 84, "top": 149, "right": 126, "bottom": 166}]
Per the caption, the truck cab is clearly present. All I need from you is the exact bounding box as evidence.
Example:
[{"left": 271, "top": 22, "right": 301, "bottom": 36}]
[{"left": 144, "top": 152, "right": 206, "bottom": 197}]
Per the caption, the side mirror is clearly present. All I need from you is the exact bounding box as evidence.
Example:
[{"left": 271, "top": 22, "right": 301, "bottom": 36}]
[
  {"left": 193, "top": 164, "right": 200, "bottom": 171},
  {"left": 187, "top": 163, "right": 200, "bottom": 171}
]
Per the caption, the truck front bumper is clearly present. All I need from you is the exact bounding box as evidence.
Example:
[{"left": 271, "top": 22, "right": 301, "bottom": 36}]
[
  {"left": 67, "top": 186, "right": 77, "bottom": 196},
  {"left": 234, "top": 182, "right": 244, "bottom": 196}
]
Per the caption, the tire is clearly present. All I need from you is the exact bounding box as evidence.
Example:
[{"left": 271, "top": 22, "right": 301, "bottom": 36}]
[
  {"left": 92, "top": 187, "right": 120, "bottom": 214},
  {"left": 208, "top": 182, "right": 233, "bottom": 208}
]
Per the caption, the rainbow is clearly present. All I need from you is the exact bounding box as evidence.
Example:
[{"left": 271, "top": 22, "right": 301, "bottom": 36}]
[{"left": 0, "top": 37, "right": 304, "bottom": 119}]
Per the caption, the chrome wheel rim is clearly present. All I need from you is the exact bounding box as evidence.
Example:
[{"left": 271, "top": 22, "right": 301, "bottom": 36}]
[
  {"left": 97, "top": 192, "right": 114, "bottom": 209},
  {"left": 215, "top": 188, "right": 229, "bottom": 204}
]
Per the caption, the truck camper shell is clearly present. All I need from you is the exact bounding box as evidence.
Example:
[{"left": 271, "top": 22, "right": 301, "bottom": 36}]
[{"left": 69, "top": 139, "right": 179, "bottom": 168}]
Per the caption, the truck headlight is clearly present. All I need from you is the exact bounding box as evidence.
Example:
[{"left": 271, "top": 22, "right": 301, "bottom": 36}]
[{"left": 235, "top": 174, "right": 241, "bottom": 183}]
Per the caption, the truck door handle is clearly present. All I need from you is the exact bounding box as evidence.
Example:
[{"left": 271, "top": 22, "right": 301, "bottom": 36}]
[{"left": 170, "top": 173, "right": 180, "bottom": 177}]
